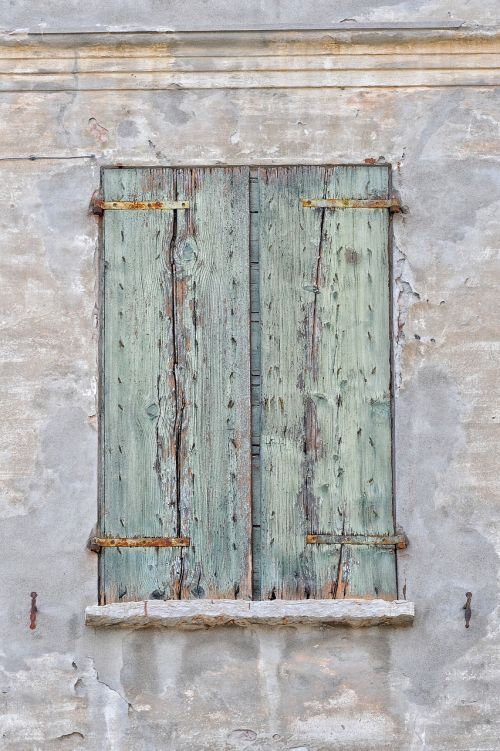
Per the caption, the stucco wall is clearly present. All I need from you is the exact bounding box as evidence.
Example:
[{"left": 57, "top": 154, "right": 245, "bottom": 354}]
[
  {"left": 1, "top": 0, "right": 498, "bottom": 30},
  {"left": 1, "top": 4, "right": 500, "bottom": 749}
]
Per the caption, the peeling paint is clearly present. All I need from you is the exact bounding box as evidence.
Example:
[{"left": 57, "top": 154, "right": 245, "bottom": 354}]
[{"left": 393, "top": 239, "right": 421, "bottom": 391}]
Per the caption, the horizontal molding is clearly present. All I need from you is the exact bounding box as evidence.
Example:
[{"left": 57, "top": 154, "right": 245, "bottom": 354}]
[
  {"left": 85, "top": 598, "right": 415, "bottom": 628},
  {"left": 0, "top": 27, "right": 498, "bottom": 90},
  {"left": 4, "top": 22, "right": 467, "bottom": 35},
  {"left": 2, "top": 69, "right": 499, "bottom": 91},
  {"left": 1, "top": 26, "right": 494, "bottom": 52}
]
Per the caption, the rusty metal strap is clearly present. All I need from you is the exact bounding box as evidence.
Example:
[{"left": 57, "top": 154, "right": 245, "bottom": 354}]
[
  {"left": 93, "top": 199, "right": 189, "bottom": 212},
  {"left": 307, "top": 533, "right": 408, "bottom": 549},
  {"left": 91, "top": 537, "right": 190, "bottom": 552},
  {"left": 301, "top": 198, "right": 401, "bottom": 212}
]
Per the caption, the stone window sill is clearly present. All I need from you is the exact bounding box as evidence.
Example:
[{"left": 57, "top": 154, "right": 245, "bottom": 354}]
[{"left": 85, "top": 599, "right": 414, "bottom": 629}]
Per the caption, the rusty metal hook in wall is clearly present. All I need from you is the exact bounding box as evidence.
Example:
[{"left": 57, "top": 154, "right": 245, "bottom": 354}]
[
  {"left": 464, "top": 591, "right": 472, "bottom": 628},
  {"left": 30, "top": 592, "right": 38, "bottom": 630}
]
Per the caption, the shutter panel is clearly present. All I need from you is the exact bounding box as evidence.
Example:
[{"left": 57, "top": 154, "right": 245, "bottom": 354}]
[
  {"left": 100, "top": 167, "right": 251, "bottom": 603},
  {"left": 258, "top": 166, "right": 396, "bottom": 600}
]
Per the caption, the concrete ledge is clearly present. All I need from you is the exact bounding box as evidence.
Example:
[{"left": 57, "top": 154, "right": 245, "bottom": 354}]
[{"left": 85, "top": 599, "right": 414, "bottom": 629}]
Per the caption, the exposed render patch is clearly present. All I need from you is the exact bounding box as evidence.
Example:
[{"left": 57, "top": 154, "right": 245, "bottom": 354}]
[
  {"left": 56, "top": 731, "right": 84, "bottom": 742},
  {"left": 227, "top": 728, "right": 258, "bottom": 744},
  {"left": 0, "top": 654, "right": 128, "bottom": 746},
  {"left": 88, "top": 117, "right": 109, "bottom": 145},
  {"left": 393, "top": 239, "right": 420, "bottom": 390}
]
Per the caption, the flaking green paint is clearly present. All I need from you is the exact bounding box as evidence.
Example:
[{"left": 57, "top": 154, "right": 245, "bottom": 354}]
[
  {"left": 258, "top": 166, "right": 396, "bottom": 600},
  {"left": 100, "top": 167, "right": 251, "bottom": 603},
  {"left": 100, "top": 165, "right": 396, "bottom": 604}
]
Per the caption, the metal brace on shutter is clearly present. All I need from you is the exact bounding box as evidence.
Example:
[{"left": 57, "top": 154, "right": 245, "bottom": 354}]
[
  {"left": 90, "top": 537, "right": 190, "bottom": 552},
  {"left": 91, "top": 194, "right": 189, "bottom": 215},
  {"left": 307, "top": 533, "right": 408, "bottom": 549},
  {"left": 301, "top": 197, "right": 401, "bottom": 212}
]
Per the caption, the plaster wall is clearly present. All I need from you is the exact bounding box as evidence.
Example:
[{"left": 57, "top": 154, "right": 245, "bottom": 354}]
[
  {"left": 1, "top": 0, "right": 498, "bottom": 30},
  {"left": 1, "top": 4, "right": 500, "bottom": 749}
]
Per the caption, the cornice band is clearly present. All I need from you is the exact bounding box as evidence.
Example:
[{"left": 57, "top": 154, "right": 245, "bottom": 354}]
[{"left": 1, "top": 26, "right": 498, "bottom": 91}]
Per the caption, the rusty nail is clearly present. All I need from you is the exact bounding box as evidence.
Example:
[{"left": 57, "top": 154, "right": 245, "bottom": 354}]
[
  {"left": 464, "top": 591, "right": 472, "bottom": 629},
  {"left": 30, "top": 591, "right": 38, "bottom": 630}
]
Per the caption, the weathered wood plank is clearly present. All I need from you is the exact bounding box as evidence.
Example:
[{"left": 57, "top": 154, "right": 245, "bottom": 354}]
[
  {"left": 258, "top": 166, "right": 337, "bottom": 599},
  {"left": 101, "top": 167, "right": 251, "bottom": 603},
  {"left": 101, "top": 167, "right": 179, "bottom": 603},
  {"left": 86, "top": 599, "right": 414, "bottom": 629},
  {"left": 325, "top": 165, "right": 395, "bottom": 600},
  {"left": 172, "top": 167, "right": 252, "bottom": 600},
  {"left": 258, "top": 166, "right": 395, "bottom": 600}
]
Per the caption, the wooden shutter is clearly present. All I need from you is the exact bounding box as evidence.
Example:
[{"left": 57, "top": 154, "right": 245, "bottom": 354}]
[
  {"left": 257, "top": 166, "right": 396, "bottom": 600},
  {"left": 100, "top": 167, "right": 251, "bottom": 603}
]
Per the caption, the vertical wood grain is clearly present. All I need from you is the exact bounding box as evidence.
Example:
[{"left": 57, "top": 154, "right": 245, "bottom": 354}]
[
  {"left": 258, "top": 166, "right": 395, "bottom": 600},
  {"left": 327, "top": 166, "right": 395, "bottom": 599},
  {"left": 173, "top": 167, "right": 252, "bottom": 600},
  {"left": 257, "top": 167, "right": 333, "bottom": 599},
  {"left": 101, "top": 168, "right": 179, "bottom": 602},
  {"left": 100, "top": 167, "right": 251, "bottom": 603},
  {"left": 101, "top": 164, "right": 395, "bottom": 604}
]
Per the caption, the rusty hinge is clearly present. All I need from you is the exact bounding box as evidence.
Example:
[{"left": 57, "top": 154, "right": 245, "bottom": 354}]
[
  {"left": 301, "top": 198, "right": 401, "bottom": 212},
  {"left": 307, "top": 533, "right": 408, "bottom": 549},
  {"left": 90, "top": 536, "right": 190, "bottom": 552},
  {"left": 91, "top": 197, "right": 189, "bottom": 215}
]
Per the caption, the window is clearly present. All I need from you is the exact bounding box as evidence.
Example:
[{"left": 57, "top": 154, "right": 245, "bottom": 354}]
[{"left": 96, "top": 165, "right": 401, "bottom": 604}]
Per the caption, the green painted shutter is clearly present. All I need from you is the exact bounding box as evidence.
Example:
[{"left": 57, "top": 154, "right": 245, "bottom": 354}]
[
  {"left": 100, "top": 167, "right": 251, "bottom": 603},
  {"left": 257, "top": 166, "right": 396, "bottom": 600},
  {"left": 100, "top": 164, "right": 396, "bottom": 604}
]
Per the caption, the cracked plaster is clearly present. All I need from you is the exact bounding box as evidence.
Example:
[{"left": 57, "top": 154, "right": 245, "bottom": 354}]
[{"left": 1, "top": 5, "right": 500, "bottom": 749}]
